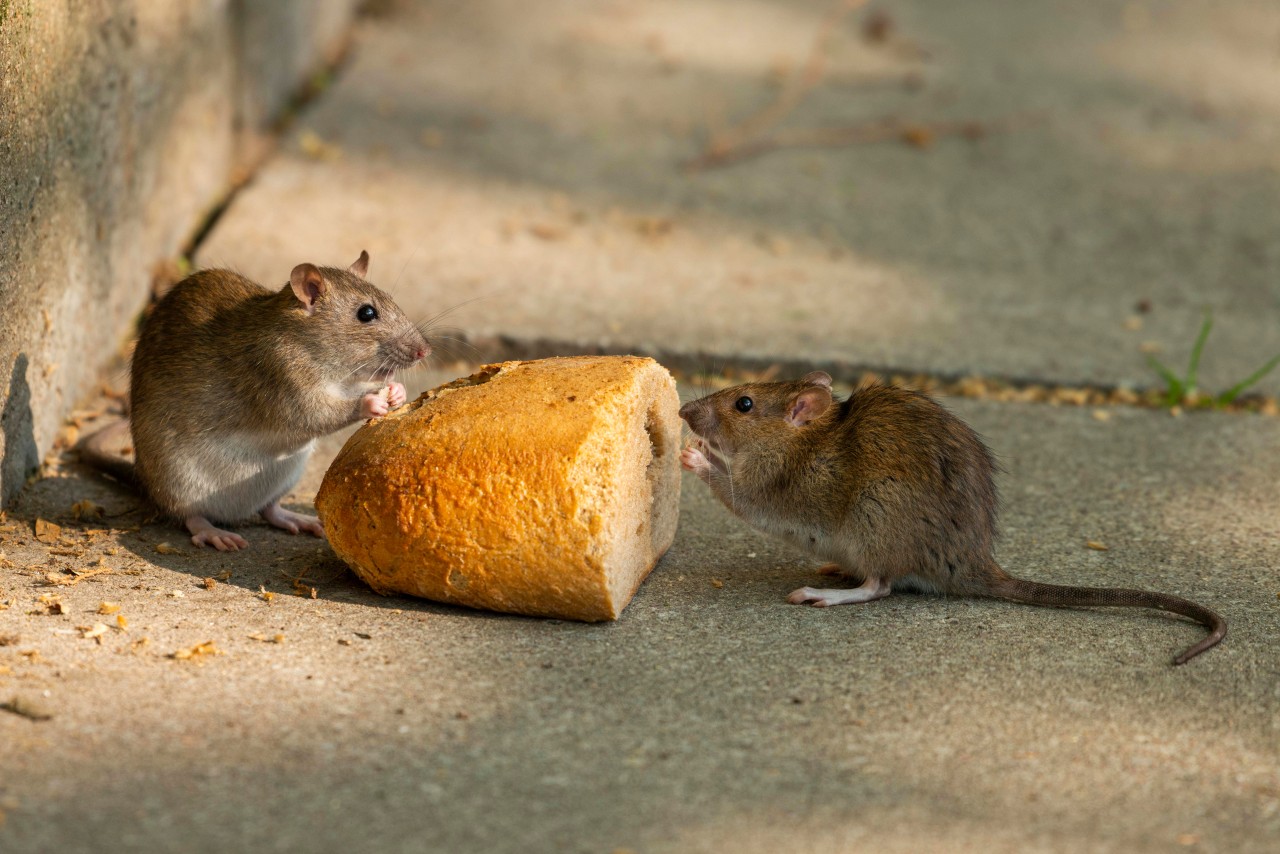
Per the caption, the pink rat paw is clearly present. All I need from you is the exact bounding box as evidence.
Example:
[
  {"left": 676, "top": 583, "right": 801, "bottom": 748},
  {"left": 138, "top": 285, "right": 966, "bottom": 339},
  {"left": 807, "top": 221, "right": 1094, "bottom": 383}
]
[
  {"left": 360, "top": 391, "right": 390, "bottom": 419},
  {"left": 681, "top": 445, "right": 712, "bottom": 477},
  {"left": 185, "top": 516, "right": 249, "bottom": 552},
  {"left": 385, "top": 381, "right": 407, "bottom": 409},
  {"left": 261, "top": 502, "right": 326, "bottom": 539}
]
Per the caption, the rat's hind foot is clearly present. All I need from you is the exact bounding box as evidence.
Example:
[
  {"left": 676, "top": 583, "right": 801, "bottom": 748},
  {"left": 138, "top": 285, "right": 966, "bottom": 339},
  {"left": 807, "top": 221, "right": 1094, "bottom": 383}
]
[
  {"left": 261, "top": 502, "right": 326, "bottom": 539},
  {"left": 186, "top": 516, "right": 249, "bottom": 551},
  {"left": 788, "top": 576, "right": 890, "bottom": 607}
]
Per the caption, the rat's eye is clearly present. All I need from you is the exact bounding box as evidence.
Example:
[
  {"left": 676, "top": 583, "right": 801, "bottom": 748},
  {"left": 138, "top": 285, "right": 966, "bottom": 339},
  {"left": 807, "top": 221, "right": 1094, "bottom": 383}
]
[
  {"left": 357, "top": 304, "right": 378, "bottom": 323},
  {"left": 734, "top": 396, "right": 754, "bottom": 413}
]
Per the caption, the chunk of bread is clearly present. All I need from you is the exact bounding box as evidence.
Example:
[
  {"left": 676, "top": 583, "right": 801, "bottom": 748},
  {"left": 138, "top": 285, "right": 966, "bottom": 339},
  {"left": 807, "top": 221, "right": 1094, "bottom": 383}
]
[{"left": 316, "top": 356, "right": 682, "bottom": 621}]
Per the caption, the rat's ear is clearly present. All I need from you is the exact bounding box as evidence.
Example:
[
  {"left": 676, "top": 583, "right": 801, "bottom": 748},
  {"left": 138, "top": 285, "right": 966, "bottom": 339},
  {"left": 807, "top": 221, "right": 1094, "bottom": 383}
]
[
  {"left": 290, "top": 263, "right": 326, "bottom": 314},
  {"left": 786, "top": 386, "right": 832, "bottom": 427},
  {"left": 348, "top": 250, "right": 370, "bottom": 278},
  {"left": 803, "top": 371, "right": 832, "bottom": 389}
]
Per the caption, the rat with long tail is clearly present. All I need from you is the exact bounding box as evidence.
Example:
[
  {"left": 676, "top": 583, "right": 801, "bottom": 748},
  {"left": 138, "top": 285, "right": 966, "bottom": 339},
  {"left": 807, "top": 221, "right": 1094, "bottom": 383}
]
[{"left": 679, "top": 372, "right": 1225, "bottom": 665}]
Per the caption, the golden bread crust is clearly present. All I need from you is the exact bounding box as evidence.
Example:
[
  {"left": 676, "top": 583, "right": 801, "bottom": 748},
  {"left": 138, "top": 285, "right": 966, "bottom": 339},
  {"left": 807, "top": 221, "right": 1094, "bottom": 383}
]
[{"left": 316, "top": 356, "right": 681, "bottom": 620}]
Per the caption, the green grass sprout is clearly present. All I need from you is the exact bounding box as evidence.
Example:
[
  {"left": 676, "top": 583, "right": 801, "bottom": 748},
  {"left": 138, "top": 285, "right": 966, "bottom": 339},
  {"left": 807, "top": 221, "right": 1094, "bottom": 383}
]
[{"left": 1147, "top": 310, "right": 1280, "bottom": 408}]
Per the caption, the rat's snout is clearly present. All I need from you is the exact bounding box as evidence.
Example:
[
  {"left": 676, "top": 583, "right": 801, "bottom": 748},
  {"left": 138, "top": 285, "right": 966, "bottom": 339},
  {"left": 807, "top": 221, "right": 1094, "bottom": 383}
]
[
  {"left": 405, "top": 329, "right": 431, "bottom": 364},
  {"left": 679, "top": 398, "right": 715, "bottom": 436}
]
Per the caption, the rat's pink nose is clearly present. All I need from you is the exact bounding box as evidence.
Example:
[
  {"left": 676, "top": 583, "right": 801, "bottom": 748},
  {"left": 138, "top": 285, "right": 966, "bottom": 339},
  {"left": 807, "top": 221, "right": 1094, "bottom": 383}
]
[{"left": 415, "top": 345, "right": 430, "bottom": 361}]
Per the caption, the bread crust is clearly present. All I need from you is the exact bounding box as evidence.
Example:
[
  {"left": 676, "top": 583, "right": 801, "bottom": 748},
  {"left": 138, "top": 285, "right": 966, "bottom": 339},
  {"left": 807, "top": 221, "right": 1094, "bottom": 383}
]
[{"left": 316, "top": 356, "right": 682, "bottom": 620}]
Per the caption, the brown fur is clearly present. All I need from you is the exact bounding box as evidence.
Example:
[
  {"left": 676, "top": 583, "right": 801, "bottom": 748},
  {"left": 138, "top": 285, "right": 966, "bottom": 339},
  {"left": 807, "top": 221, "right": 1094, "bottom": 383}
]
[
  {"left": 79, "top": 256, "right": 428, "bottom": 527},
  {"left": 680, "top": 375, "right": 1226, "bottom": 665}
]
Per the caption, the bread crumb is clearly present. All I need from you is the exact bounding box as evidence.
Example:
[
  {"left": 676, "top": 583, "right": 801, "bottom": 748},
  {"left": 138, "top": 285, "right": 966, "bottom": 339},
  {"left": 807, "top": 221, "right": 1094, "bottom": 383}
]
[{"left": 171, "top": 641, "right": 221, "bottom": 661}]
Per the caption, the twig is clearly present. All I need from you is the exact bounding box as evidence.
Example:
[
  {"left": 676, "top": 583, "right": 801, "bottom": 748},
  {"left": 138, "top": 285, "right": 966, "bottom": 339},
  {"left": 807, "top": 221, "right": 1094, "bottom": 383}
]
[
  {"left": 692, "top": 0, "right": 868, "bottom": 170},
  {"left": 688, "top": 117, "right": 1000, "bottom": 171}
]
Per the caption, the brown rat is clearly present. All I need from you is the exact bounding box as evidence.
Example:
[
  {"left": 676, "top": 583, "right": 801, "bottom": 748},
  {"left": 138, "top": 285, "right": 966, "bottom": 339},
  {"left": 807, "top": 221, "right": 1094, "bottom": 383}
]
[
  {"left": 78, "top": 251, "right": 429, "bottom": 551},
  {"left": 679, "top": 371, "right": 1226, "bottom": 665}
]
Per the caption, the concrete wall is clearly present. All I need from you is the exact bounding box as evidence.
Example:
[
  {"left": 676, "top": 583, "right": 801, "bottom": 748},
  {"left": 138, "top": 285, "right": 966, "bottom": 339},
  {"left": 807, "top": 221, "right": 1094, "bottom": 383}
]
[{"left": 0, "top": 0, "right": 361, "bottom": 506}]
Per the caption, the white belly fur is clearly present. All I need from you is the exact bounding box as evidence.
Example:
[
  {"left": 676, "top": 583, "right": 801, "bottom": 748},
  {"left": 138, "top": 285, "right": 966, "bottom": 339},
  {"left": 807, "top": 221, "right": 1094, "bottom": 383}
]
[{"left": 169, "top": 436, "right": 315, "bottom": 522}]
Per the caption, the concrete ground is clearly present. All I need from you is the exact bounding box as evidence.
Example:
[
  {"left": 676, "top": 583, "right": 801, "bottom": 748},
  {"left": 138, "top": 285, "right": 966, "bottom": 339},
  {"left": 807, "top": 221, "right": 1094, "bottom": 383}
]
[{"left": 4, "top": 1, "right": 1279, "bottom": 852}]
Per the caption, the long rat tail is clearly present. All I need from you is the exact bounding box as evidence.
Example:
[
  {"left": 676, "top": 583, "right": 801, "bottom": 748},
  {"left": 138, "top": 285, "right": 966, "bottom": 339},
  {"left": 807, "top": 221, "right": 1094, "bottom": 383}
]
[
  {"left": 987, "top": 573, "right": 1226, "bottom": 666},
  {"left": 75, "top": 419, "right": 137, "bottom": 487}
]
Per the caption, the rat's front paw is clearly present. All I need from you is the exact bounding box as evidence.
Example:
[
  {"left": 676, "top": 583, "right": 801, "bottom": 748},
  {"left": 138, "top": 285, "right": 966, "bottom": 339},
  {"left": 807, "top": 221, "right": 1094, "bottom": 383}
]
[
  {"left": 681, "top": 446, "right": 712, "bottom": 477},
  {"left": 360, "top": 391, "right": 390, "bottom": 419},
  {"left": 386, "top": 381, "right": 407, "bottom": 409}
]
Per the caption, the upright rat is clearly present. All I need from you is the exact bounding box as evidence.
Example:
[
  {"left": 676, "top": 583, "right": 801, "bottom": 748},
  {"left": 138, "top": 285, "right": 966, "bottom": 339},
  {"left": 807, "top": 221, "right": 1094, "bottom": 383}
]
[
  {"left": 679, "top": 372, "right": 1226, "bottom": 665},
  {"left": 78, "top": 251, "right": 429, "bottom": 551}
]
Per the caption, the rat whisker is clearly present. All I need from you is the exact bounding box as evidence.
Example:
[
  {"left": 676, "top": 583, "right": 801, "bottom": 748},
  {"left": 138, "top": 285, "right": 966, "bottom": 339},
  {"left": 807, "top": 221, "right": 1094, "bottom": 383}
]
[
  {"left": 387, "top": 247, "right": 421, "bottom": 299},
  {"left": 427, "top": 335, "right": 484, "bottom": 365},
  {"left": 415, "top": 294, "right": 499, "bottom": 333},
  {"left": 344, "top": 358, "right": 377, "bottom": 382}
]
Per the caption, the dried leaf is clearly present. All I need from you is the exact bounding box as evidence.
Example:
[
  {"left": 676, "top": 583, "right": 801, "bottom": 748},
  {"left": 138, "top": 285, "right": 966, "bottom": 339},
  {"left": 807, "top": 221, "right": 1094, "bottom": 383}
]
[
  {"left": 45, "top": 567, "right": 112, "bottom": 587},
  {"left": 214, "top": 570, "right": 232, "bottom": 582},
  {"left": 862, "top": 8, "right": 894, "bottom": 43},
  {"left": 70, "top": 500, "right": 105, "bottom": 520},
  {"left": 258, "top": 586, "right": 275, "bottom": 604},
  {"left": 34, "top": 519, "right": 62, "bottom": 544},
  {"left": 528, "top": 223, "right": 568, "bottom": 241},
  {"left": 154, "top": 543, "right": 182, "bottom": 555},
  {"left": 79, "top": 623, "right": 109, "bottom": 642},
  {"left": 900, "top": 125, "right": 935, "bottom": 149},
  {"left": 711, "top": 579, "right": 724, "bottom": 589},
  {"left": 298, "top": 129, "right": 342, "bottom": 161},
  {"left": 248, "top": 633, "right": 285, "bottom": 644},
  {"left": 36, "top": 593, "right": 65, "bottom": 615},
  {"left": 202, "top": 577, "right": 216, "bottom": 591},
  {"left": 97, "top": 602, "right": 121, "bottom": 615},
  {"left": 116, "top": 614, "right": 129, "bottom": 630},
  {"left": 1085, "top": 540, "right": 1109, "bottom": 551}
]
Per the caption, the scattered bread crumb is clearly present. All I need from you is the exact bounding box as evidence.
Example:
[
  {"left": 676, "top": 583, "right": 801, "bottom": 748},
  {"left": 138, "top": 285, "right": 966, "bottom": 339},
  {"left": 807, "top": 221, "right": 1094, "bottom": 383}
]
[{"left": 171, "top": 641, "right": 221, "bottom": 661}]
